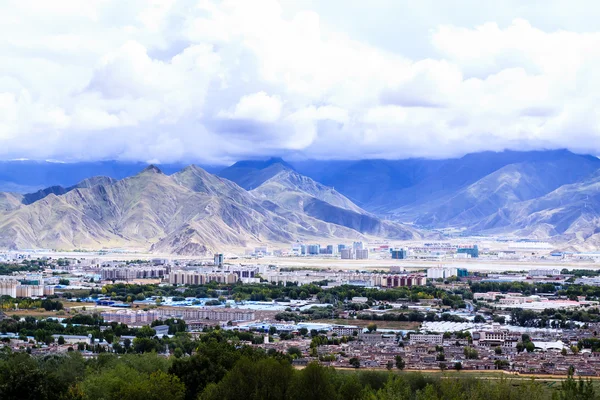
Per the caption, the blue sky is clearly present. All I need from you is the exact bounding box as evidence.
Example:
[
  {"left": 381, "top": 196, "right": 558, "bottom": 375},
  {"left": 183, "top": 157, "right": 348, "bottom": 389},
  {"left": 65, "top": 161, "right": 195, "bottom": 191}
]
[{"left": 1, "top": 0, "right": 600, "bottom": 164}]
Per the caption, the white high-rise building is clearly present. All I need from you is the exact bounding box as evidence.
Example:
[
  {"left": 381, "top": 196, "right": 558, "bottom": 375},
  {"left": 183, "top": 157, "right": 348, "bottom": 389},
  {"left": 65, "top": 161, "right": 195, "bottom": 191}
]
[{"left": 427, "top": 267, "right": 458, "bottom": 279}]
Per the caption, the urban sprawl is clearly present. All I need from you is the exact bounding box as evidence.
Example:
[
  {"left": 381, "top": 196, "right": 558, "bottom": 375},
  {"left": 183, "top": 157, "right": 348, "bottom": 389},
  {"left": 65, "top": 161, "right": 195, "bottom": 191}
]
[{"left": 3, "top": 240, "right": 600, "bottom": 378}]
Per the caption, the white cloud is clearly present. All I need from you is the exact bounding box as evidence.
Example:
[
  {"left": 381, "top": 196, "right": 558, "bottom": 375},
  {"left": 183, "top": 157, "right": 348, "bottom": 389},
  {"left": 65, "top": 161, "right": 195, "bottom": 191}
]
[
  {"left": 2, "top": 0, "right": 600, "bottom": 163},
  {"left": 219, "top": 91, "right": 282, "bottom": 123}
]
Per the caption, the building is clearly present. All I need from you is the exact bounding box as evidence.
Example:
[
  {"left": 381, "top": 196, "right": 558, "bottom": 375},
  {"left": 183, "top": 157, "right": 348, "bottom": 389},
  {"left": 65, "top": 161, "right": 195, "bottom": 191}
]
[
  {"left": 325, "top": 245, "right": 337, "bottom": 255},
  {"left": 351, "top": 296, "right": 368, "bottom": 303},
  {"left": 332, "top": 325, "right": 359, "bottom": 336},
  {"left": 0, "top": 280, "right": 17, "bottom": 297},
  {"left": 52, "top": 334, "right": 92, "bottom": 345},
  {"left": 409, "top": 334, "right": 444, "bottom": 345},
  {"left": 472, "top": 327, "right": 518, "bottom": 348},
  {"left": 307, "top": 244, "right": 321, "bottom": 255},
  {"left": 457, "top": 245, "right": 479, "bottom": 258},
  {"left": 225, "top": 266, "right": 260, "bottom": 279},
  {"left": 254, "top": 246, "right": 269, "bottom": 256},
  {"left": 101, "top": 308, "right": 255, "bottom": 325},
  {"left": 340, "top": 248, "right": 354, "bottom": 260},
  {"left": 355, "top": 249, "right": 369, "bottom": 260},
  {"left": 99, "top": 266, "right": 168, "bottom": 281},
  {"left": 159, "top": 308, "right": 255, "bottom": 322},
  {"left": 358, "top": 332, "right": 396, "bottom": 344},
  {"left": 337, "top": 244, "right": 346, "bottom": 253},
  {"left": 0, "top": 277, "right": 54, "bottom": 298},
  {"left": 457, "top": 268, "right": 468, "bottom": 278},
  {"left": 529, "top": 269, "right": 561, "bottom": 277},
  {"left": 427, "top": 267, "right": 458, "bottom": 279},
  {"left": 213, "top": 253, "right": 224, "bottom": 267},
  {"left": 169, "top": 270, "right": 238, "bottom": 285},
  {"left": 381, "top": 274, "right": 426, "bottom": 288},
  {"left": 16, "top": 285, "right": 44, "bottom": 297},
  {"left": 391, "top": 248, "right": 407, "bottom": 259}
]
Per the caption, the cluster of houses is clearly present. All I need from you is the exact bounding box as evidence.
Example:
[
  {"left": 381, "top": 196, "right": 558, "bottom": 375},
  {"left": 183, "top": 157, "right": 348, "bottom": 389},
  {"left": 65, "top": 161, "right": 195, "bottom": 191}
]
[{"left": 254, "top": 324, "right": 600, "bottom": 376}]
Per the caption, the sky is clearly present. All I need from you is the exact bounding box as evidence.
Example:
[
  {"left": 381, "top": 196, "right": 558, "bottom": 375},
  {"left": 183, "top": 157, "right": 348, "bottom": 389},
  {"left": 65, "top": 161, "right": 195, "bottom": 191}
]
[{"left": 2, "top": 0, "right": 600, "bottom": 164}]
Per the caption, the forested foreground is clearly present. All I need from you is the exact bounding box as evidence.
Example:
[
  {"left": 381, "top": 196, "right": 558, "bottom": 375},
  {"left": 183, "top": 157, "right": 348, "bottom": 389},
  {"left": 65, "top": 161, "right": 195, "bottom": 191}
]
[{"left": 0, "top": 340, "right": 596, "bottom": 400}]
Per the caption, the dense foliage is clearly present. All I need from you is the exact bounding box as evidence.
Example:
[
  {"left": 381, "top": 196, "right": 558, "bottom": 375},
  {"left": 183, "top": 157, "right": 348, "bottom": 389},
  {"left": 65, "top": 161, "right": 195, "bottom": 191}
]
[
  {"left": 96, "top": 282, "right": 468, "bottom": 308},
  {"left": 0, "top": 261, "right": 45, "bottom": 275},
  {"left": 0, "top": 341, "right": 595, "bottom": 400}
]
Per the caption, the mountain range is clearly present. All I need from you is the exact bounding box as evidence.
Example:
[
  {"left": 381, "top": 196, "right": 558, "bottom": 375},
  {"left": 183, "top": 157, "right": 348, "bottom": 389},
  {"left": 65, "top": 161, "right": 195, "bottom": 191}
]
[
  {"left": 0, "top": 162, "right": 421, "bottom": 254},
  {"left": 289, "top": 150, "right": 600, "bottom": 250},
  {"left": 1, "top": 149, "right": 600, "bottom": 253}
]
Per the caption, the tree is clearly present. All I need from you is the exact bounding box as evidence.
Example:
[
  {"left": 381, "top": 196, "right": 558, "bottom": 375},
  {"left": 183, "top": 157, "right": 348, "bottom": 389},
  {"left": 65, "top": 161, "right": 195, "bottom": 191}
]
[
  {"left": 200, "top": 357, "right": 293, "bottom": 400},
  {"left": 366, "top": 323, "right": 377, "bottom": 333},
  {"left": 495, "top": 346, "right": 502, "bottom": 355},
  {"left": 80, "top": 364, "right": 185, "bottom": 400},
  {"left": 395, "top": 355, "right": 405, "bottom": 370},
  {"left": 288, "top": 362, "right": 336, "bottom": 400},
  {"left": 463, "top": 347, "right": 478, "bottom": 360},
  {"left": 438, "top": 362, "right": 447, "bottom": 371},
  {"left": 349, "top": 357, "right": 360, "bottom": 369},
  {"left": 136, "top": 326, "right": 156, "bottom": 339},
  {"left": 525, "top": 341, "right": 535, "bottom": 353},
  {"left": 299, "top": 327, "right": 308, "bottom": 336},
  {"left": 473, "top": 314, "right": 485, "bottom": 323},
  {"left": 556, "top": 373, "right": 596, "bottom": 400},
  {"left": 561, "top": 348, "right": 568, "bottom": 356},
  {"left": 0, "top": 353, "right": 47, "bottom": 400},
  {"left": 287, "top": 347, "right": 302, "bottom": 358},
  {"left": 57, "top": 336, "right": 65, "bottom": 345},
  {"left": 386, "top": 360, "right": 394, "bottom": 370},
  {"left": 516, "top": 342, "right": 525, "bottom": 353},
  {"left": 269, "top": 326, "right": 277, "bottom": 336},
  {"left": 454, "top": 362, "right": 462, "bottom": 371}
]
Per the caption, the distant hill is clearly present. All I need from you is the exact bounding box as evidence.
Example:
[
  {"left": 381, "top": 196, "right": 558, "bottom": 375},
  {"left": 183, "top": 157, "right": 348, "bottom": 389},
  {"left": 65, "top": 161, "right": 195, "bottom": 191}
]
[
  {"left": 472, "top": 170, "right": 600, "bottom": 248},
  {"left": 219, "top": 157, "right": 296, "bottom": 190},
  {"left": 3, "top": 149, "right": 600, "bottom": 249},
  {"left": 289, "top": 150, "right": 600, "bottom": 245},
  {"left": 245, "top": 163, "right": 419, "bottom": 239},
  {"left": 0, "top": 164, "right": 421, "bottom": 254}
]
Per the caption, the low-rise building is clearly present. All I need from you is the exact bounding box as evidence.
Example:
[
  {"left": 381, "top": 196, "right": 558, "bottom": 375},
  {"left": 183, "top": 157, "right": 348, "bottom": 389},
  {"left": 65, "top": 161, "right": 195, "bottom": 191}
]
[{"left": 409, "top": 334, "right": 444, "bottom": 345}]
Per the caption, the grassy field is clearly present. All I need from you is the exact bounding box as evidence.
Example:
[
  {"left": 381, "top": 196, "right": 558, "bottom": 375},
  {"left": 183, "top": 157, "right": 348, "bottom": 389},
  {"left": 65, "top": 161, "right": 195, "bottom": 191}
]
[
  {"left": 313, "top": 319, "right": 420, "bottom": 330},
  {"left": 327, "top": 368, "right": 600, "bottom": 397}
]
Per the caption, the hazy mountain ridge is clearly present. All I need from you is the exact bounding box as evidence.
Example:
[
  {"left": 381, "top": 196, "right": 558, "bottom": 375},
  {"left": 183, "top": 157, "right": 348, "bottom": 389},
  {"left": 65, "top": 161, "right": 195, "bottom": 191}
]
[
  {"left": 2, "top": 149, "right": 600, "bottom": 250},
  {"left": 471, "top": 170, "right": 600, "bottom": 247},
  {"left": 0, "top": 164, "right": 420, "bottom": 254},
  {"left": 289, "top": 150, "right": 600, "bottom": 245},
  {"left": 404, "top": 158, "right": 600, "bottom": 227},
  {"left": 219, "top": 158, "right": 295, "bottom": 190},
  {"left": 224, "top": 159, "right": 423, "bottom": 239}
]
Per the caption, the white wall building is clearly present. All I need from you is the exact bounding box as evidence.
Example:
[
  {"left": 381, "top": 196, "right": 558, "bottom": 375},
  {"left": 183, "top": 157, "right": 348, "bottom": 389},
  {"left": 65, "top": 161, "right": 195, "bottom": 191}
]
[
  {"left": 427, "top": 267, "right": 458, "bottom": 279},
  {"left": 409, "top": 334, "right": 444, "bottom": 345}
]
